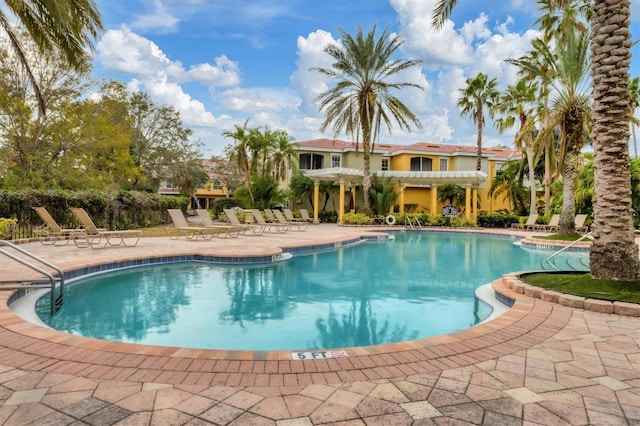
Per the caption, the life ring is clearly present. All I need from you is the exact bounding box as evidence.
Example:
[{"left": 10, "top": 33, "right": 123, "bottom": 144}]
[{"left": 385, "top": 215, "right": 396, "bottom": 225}]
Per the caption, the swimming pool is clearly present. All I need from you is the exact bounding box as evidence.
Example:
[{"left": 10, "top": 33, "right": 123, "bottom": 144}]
[{"left": 36, "top": 232, "right": 587, "bottom": 351}]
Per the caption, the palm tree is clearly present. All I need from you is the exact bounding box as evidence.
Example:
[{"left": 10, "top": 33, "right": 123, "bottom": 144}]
[
  {"left": 522, "top": 30, "right": 590, "bottom": 234},
  {"left": 223, "top": 119, "right": 255, "bottom": 203},
  {"left": 457, "top": 72, "right": 499, "bottom": 171},
  {"left": 589, "top": 0, "right": 640, "bottom": 278},
  {"left": 0, "top": 0, "right": 103, "bottom": 117},
  {"left": 489, "top": 161, "right": 529, "bottom": 214},
  {"left": 271, "top": 130, "right": 298, "bottom": 183},
  {"left": 433, "top": 0, "right": 640, "bottom": 281},
  {"left": 313, "top": 25, "right": 422, "bottom": 212},
  {"left": 495, "top": 79, "right": 539, "bottom": 216},
  {"left": 437, "top": 183, "right": 466, "bottom": 207},
  {"left": 628, "top": 77, "right": 639, "bottom": 159}
]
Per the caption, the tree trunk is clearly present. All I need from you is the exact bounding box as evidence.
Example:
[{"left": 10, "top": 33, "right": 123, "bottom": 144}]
[
  {"left": 525, "top": 133, "right": 537, "bottom": 217},
  {"left": 589, "top": 0, "right": 640, "bottom": 279},
  {"left": 544, "top": 142, "right": 551, "bottom": 216},
  {"left": 558, "top": 149, "right": 577, "bottom": 235},
  {"left": 476, "top": 108, "right": 483, "bottom": 171}
]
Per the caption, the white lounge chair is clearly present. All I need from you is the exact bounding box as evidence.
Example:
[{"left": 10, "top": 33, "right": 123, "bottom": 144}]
[
  {"left": 71, "top": 208, "right": 141, "bottom": 248},
  {"left": 223, "top": 208, "right": 266, "bottom": 235},
  {"left": 167, "top": 209, "right": 215, "bottom": 240},
  {"left": 272, "top": 209, "right": 308, "bottom": 231},
  {"left": 250, "top": 209, "right": 288, "bottom": 233},
  {"left": 33, "top": 206, "right": 84, "bottom": 245},
  {"left": 195, "top": 209, "right": 242, "bottom": 238},
  {"left": 511, "top": 214, "right": 538, "bottom": 231},
  {"left": 534, "top": 214, "right": 560, "bottom": 232},
  {"left": 299, "top": 208, "right": 315, "bottom": 224}
]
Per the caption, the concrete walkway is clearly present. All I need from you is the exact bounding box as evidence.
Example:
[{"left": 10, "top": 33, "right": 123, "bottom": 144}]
[{"left": 0, "top": 225, "right": 638, "bottom": 425}]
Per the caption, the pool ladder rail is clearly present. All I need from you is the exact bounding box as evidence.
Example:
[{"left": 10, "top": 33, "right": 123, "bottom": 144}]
[
  {"left": 0, "top": 239, "right": 64, "bottom": 315},
  {"left": 405, "top": 215, "right": 422, "bottom": 230},
  {"left": 541, "top": 231, "right": 592, "bottom": 271}
]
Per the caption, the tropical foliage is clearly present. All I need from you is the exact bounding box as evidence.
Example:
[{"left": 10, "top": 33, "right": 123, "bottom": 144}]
[{"left": 313, "top": 24, "right": 422, "bottom": 212}]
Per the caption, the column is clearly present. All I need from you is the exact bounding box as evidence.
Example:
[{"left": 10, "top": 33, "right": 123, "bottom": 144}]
[
  {"left": 472, "top": 185, "right": 478, "bottom": 220},
  {"left": 398, "top": 184, "right": 405, "bottom": 214},
  {"left": 313, "top": 180, "right": 320, "bottom": 223},
  {"left": 465, "top": 186, "right": 471, "bottom": 219},
  {"left": 430, "top": 185, "right": 438, "bottom": 215},
  {"left": 339, "top": 180, "right": 345, "bottom": 224}
]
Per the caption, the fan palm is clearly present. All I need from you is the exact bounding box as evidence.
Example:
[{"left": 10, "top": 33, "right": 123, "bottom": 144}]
[
  {"left": 313, "top": 24, "right": 422, "bottom": 212},
  {"left": 0, "top": 0, "right": 103, "bottom": 117},
  {"left": 457, "top": 72, "right": 499, "bottom": 171},
  {"left": 495, "top": 79, "right": 540, "bottom": 216}
]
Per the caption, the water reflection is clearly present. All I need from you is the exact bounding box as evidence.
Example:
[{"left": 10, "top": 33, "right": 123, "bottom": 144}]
[{"left": 37, "top": 233, "right": 574, "bottom": 350}]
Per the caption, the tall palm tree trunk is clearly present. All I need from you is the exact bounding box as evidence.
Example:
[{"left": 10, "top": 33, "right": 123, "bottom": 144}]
[
  {"left": 589, "top": 0, "right": 640, "bottom": 279},
  {"left": 559, "top": 149, "right": 578, "bottom": 234},
  {"left": 475, "top": 108, "right": 483, "bottom": 171}
]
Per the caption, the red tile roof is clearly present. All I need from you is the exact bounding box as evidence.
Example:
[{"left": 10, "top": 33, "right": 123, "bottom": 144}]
[{"left": 297, "top": 139, "right": 520, "bottom": 159}]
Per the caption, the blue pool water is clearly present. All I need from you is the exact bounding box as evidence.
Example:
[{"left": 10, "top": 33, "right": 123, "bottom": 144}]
[{"left": 37, "top": 232, "right": 587, "bottom": 351}]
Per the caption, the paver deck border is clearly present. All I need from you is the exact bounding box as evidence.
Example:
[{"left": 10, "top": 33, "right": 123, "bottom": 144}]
[{"left": 0, "top": 227, "right": 581, "bottom": 387}]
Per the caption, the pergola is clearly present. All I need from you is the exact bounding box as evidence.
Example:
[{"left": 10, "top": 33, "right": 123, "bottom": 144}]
[{"left": 302, "top": 168, "right": 488, "bottom": 223}]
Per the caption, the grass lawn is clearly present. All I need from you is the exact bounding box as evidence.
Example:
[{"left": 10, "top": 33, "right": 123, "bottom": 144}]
[{"left": 521, "top": 272, "right": 640, "bottom": 303}]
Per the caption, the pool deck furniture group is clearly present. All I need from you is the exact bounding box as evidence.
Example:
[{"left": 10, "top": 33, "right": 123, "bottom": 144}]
[{"left": 0, "top": 225, "right": 638, "bottom": 425}]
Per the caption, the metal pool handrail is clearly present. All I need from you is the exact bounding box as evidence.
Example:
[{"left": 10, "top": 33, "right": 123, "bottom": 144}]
[
  {"left": 542, "top": 231, "right": 592, "bottom": 270},
  {"left": 0, "top": 240, "right": 64, "bottom": 315}
]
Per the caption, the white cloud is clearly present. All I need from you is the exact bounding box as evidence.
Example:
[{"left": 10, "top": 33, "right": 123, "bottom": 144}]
[
  {"left": 218, "top": 87, "right": 301, "bottom": 113},
  {"left": 130, "top": 0, "right": 180, "bottom": 32}
]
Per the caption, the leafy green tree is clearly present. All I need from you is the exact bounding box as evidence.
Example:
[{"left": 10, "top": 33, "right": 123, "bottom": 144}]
[
  {"left": 128, "top": 90, "right": 201, "bottom": 192},
  {"left": 313, "top": 25, "right": 422, "bottom": 212},
  {"left": 271, "top": 130, "right": 298, "bottom": 183},
  {"left": 457, "top": 72, "right": 500, "bottom": 171},
  {"left": 495, "top": 79, "right": 540, "bottom": 216},
  {"left": 368, "top": 175, "right": 398, "bottom": 216},
  {"left": 437, "top": 183, "right": 466, "bottom": 207},
  {"left": 489, "top": 161, "right": 529, "bottom": 215},
  {"left": 0, "top": 0, "right": 103, "bottom": 117},
  {"left": 510, "top": 27, "right": 591, "bottom": 235},
  {"left": 289, "top": 173, "right": 315, "bottom": 207}
]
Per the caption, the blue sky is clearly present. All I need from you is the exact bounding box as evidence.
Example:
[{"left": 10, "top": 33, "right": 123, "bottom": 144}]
[{"left": 93, "top": 0, "right": 640, "bottom": 156}]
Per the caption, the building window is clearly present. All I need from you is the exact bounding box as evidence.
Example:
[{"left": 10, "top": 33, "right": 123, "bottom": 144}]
[
  {"left": 212, "top": 180, "right": 223, "bottom": 190},
  {"left": 439, "top": 158, "right": 448, "bottom": 171},
  {"left": 331, "top": 154, "right": 341, "bottom": 168},
  {"left": 299, "top": 153, "right": 324, "bottom": 170},
  {"left": 381, "top": 158, "right": 389, "bottom": 171},
  {"left": 165, "top": 181, "right": 174, "bottom": 189},
  {"left": 410, "top": 157, "right": 432, "bottom": 172}
]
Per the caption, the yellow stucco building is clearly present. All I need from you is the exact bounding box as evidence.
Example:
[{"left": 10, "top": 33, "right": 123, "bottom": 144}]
[{"left": 296, "top": 139, "right": 520, "bottom": 222}]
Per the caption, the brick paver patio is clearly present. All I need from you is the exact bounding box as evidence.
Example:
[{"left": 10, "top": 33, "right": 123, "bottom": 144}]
[{"left": 0, "top": 225, "right": 638, "bottom": 425}]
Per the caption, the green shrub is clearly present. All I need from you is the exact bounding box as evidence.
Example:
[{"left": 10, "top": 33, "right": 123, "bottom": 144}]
[
  {"left": 449, "top": 217, "right": 476, "bottom": 227},
  {"left": 341, "top": 212, "right": 374, "bottom": 225},
  {"left": 0, "top": 218, "right": 17, "bottom": 239},
  {"left": 477, "top": 211, "right": 519, "bottom": 228}
]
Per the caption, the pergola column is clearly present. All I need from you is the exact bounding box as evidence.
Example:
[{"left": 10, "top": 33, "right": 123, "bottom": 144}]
[
  {"left": 398, "top": 183, "right": 406, "bottom": 214},
  {"left": 430, "top": 185, "right": 438, "bottom": 215},
  {"left": 472, "top": 184, "right": 478, "bottom": 219},
  {"left": 465, "top": 186, "right": 471, "bottom": 220},
  {"left": 351, "top": 184, "right": 357, "bottom": 213},
  {"left": 313, "top": 180, "right": 320, "bottom": 223},
  {"left": 339, "top": 180, "right": 345, "bottom": 224}
]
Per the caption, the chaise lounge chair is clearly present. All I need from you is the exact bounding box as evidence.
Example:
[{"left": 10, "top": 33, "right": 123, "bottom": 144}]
[
  {"left": 299, "top": 208, "right": 315, "bottom": 224},
  {"left": 33, "top": 206, "right": 84, "bottom": 245},
  {"left": 223, "top": 208, "right": 266, "bottom": 235},
  {"left": 195, "top": 209, "right": 242, "bottom": 238},
  {"left": 574, "top": 214, "right": 589, "bottom": 234},
  {"left": 511, "top": 213, "right": 538, "bottom": 231},
  {"left": 533, "top": 214, "right": 560, "bottom": 232},
  {"left": 167, "top": 209, "right": 216, "bottom": 240},
  {"left": 272, "top": 209, "right": 308, "bottom": 231},
  {"left": 283, "top": 208, "right": 308, "bottom": 224},
  {"left": 250, "top": 209, "right": 288, "bottom": 233},
  {"left": 70, "top": 208, "right": 141, "bottom": 248}
]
